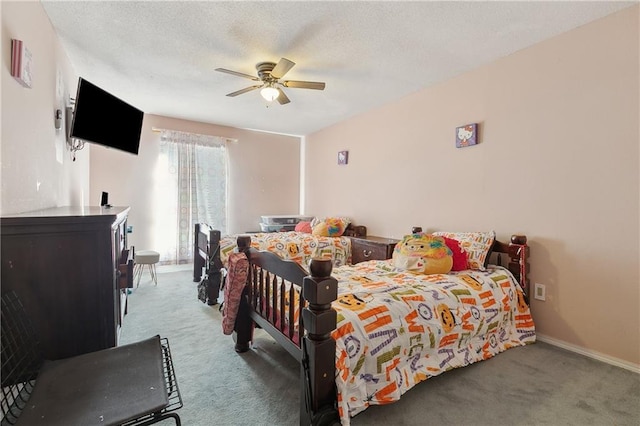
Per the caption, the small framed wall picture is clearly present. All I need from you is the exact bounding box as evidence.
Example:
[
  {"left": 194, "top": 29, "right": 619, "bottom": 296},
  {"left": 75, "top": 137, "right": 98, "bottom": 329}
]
[
  {"left": 11, "top": 39, "right": 33, "bottom": 88},
  {"left": 456, "top": 123, "right": 478, "bottom": 148},
  {"left": 338, "top": 150, "right": 349, "bottom": 165}
]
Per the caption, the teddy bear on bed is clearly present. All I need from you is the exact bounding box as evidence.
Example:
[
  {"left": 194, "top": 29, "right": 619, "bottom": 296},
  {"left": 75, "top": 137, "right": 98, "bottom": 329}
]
[{"left": 392, "top": 233, "right": 453, "bottom": 274}]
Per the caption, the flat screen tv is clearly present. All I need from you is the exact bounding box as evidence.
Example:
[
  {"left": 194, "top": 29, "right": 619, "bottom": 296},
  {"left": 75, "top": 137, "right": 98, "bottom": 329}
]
[{"left": 69, "top": 77, "right": 144, "bottom": 155}]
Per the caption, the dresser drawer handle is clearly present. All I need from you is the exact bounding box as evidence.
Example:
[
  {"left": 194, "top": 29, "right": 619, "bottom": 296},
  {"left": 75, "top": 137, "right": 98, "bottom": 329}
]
[{"left": 363, "top": 249, "right": 372, "bottom": 258}]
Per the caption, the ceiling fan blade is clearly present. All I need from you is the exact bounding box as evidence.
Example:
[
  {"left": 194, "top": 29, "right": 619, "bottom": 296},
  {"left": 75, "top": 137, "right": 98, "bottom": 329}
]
[
  {"left": 226, "top": 85, "right": 262, "bottom": 97},
  {"left": 282, "top": 80, "right": 326, "bottom": 90},
  {"left": 270, "top": 58, "right": 295, "bottom": 79},
  {"left": 215, "top": 68, "right": 259, "bottom": 81},
  {"left": 277, "top": 88, "right": 291, "bottom": 105}
]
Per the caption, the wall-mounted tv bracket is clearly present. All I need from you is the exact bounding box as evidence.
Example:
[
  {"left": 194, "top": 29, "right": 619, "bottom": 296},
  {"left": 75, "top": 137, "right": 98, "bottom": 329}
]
[{"left": 66, "top": 96, "right": 85, "bottom": 161}]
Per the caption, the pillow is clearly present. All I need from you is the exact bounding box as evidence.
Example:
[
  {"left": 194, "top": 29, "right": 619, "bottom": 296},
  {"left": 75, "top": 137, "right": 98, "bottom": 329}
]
[
  {"left": 441, "top": 237, "right": 468, "bottom": 271},
  {"left": 294, "top": 221, "right": 312, "bottom": 233},
  {"left": 392, "top": 233, "right": 453, "bottom": 274},
  {"left": 431, "top": 231, "right": 495, "bottom": 271},
  {"left": 311, "top": 217, "right": 349, "bottom": 237}
]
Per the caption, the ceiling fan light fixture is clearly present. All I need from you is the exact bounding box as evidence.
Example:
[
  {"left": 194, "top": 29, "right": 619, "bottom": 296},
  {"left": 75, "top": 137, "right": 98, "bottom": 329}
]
[
  {"left": 260, "top": 84, "right": 279, "bottom": 102},
  {"left": 216, "top": 58, "right": 325, "bottom": 104}
]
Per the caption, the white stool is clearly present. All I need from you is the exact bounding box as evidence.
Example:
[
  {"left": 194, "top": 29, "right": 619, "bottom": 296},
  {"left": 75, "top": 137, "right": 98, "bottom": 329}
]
[{"left": 134, "top": 250, "right": 160, "bottom": 287}]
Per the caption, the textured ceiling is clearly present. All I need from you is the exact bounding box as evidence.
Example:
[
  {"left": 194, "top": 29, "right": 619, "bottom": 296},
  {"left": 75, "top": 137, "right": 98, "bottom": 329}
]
[{"left": 41, "top": 1, "right": 634, "bottom": 136}]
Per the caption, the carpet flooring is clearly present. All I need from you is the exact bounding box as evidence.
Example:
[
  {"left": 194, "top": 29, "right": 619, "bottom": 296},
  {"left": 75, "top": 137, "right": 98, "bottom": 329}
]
[{"left": 120, "top": 268, "right": 639, "bottom": 425}]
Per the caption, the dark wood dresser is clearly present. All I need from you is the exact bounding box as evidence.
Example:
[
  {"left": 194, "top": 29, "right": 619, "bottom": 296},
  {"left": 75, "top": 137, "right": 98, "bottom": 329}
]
[
  {"left": 1, "top": 206, "right": 133, "bottom": 360},
  {"left": 350, "top": 236, "right": 399, "bottom": 264}
]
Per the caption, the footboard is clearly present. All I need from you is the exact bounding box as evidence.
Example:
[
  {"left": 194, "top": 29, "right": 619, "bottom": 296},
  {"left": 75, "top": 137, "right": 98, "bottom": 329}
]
[
  {"left": 234, "top": 236, "right": 339, "bottom": 425},
  {"left": 193, "top": 223, "right": 222, "bottom": 305}
]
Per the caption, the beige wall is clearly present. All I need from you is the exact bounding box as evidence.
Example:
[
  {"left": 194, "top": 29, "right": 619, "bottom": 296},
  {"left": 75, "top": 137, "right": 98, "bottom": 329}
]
[
  {"left": 2, "top": 2, "right": 301, "bottom": 256},
  {"left": 306, "top": 7, "right": 639, "bottom": 366},
  {"left": 1, "top": 1, "right": 86, "bottom": 214},
  {"left": 90, "top": 115, "right": 301, "bottom": 249}
]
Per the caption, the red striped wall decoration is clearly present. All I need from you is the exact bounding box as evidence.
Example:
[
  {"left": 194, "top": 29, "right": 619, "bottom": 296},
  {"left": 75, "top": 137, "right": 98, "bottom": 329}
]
[{"left": 11, "top": 39, "right": 33, "bottom": 88}]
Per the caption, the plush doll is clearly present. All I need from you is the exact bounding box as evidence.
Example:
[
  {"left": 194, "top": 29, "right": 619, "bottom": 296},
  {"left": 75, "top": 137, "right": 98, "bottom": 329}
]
[
  {"left": 392, "top": 233, "right": 453, "bottom": 274},
  {"left": 312, "top": 217, "right": 348, "bottom": 237}
]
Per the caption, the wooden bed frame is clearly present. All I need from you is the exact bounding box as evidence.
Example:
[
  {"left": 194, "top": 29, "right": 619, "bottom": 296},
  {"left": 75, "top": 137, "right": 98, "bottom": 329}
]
[
  {"left": 193, "top": 223, "right": 222, "bottom": 305},
  {"left": 234, "top": 237, "right": 340, "bottom": 425},
  {"left": 192, "top": 223, "right": 367, "bottom": 305},
  {"left": 226, "top": 232, "right": 531, "bottom": 425}
]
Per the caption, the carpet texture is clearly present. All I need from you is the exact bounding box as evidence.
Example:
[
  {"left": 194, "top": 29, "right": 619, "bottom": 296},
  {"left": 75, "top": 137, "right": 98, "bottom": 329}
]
[{"left": 120, "top": 268, "right": 639, "bottom": 425}]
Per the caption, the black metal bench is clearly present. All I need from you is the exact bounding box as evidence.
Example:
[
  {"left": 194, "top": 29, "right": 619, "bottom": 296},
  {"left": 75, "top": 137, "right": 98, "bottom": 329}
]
[{"left": 1, "top": 291, "right": 182, "bottom": 426}]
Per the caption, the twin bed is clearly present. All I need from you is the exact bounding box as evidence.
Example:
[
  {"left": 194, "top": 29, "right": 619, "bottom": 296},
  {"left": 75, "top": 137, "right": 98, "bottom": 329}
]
[
  {"left": 193, "top": 224, "right": 534, "bottom": 425},
  {"left": 193, "top": 222, "right": 366, "bottom": 305}
]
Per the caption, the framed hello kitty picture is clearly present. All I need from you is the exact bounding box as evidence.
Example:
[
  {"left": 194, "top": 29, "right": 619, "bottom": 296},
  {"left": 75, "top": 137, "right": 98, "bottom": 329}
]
[
  {"left": 338, "top": 150, "right": 349, "bottom": 165},
  {"left": 455, "top": 123, "right": 478, "bottom": 148}
]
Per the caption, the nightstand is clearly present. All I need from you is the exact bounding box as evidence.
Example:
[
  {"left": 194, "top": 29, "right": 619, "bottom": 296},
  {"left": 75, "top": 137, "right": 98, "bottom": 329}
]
[{"left": 350, "top": 236, "right": 399, "bottom": 264}]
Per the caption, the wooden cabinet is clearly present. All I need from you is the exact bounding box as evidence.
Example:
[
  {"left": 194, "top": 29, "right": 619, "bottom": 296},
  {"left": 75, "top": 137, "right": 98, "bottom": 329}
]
[
  {"left": 1, "top": 206, "right": 133, "bottom": 360},
  {"left": 350, "top": 236, "right": 399, "bottom": 264}
]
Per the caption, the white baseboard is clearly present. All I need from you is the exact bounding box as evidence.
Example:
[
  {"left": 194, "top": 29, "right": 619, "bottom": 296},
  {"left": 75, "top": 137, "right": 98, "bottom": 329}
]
[{"left": 536, "top": 333, "right": 639, "bottom": 374}]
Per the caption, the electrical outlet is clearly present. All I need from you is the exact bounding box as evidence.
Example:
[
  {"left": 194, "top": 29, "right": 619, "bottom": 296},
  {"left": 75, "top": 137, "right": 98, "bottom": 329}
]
[{"left": 534, "top": 283, "right": 546, "bottom": 301}]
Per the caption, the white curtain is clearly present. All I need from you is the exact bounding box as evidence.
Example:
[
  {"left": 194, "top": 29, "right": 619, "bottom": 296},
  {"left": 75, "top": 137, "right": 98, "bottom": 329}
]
[{"left": 155, "top": 130, "right": 228, "bottom": 264}]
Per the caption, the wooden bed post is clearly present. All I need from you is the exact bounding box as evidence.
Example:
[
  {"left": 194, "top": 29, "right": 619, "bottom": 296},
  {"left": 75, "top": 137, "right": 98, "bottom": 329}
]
[
  {"left": 206, "top": 229, "right": 222, "bottom": 305},
  {"left": 508, "top": 235, "right": 530, "bottom": 300},
  {"left": 193, "top": 223, "right": 204, "bottom": 282},
  {"left": 300, "top": 258, "right": 339, "bottom": 425},
  {"left": 234, "top": 235, "right": 253, "bottom": 353}
]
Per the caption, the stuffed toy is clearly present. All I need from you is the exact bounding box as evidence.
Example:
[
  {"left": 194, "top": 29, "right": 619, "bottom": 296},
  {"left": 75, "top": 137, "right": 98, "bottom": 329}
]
[
  {"left": 440, "top": 236, "right": 468, "bottom": 271},
  {"left": 392, "top": 233, "right": 453, "bottom": 274},
  {"left": 312, "top": 217, "right": 348, "bottom": 237}
]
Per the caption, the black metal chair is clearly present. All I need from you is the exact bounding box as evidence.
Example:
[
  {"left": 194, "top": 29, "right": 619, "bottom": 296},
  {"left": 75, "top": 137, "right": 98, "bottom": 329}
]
[{"left": 1, "top": 291, "right": 182, "bottom": 426}]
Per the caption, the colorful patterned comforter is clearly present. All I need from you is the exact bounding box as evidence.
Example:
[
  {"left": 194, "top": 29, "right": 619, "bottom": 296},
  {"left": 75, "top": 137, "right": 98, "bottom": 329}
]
[
  {"left": 219, "top": 231, "right": 352, "bottom": 269},
  {"left": 330, "top": 260, "right": 536, "bottom": 424}
]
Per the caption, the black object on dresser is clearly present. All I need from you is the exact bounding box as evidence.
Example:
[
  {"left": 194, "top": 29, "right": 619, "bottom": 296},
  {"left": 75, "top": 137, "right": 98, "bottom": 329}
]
[
  {"left": 1, "top": 206, "right": 133, "bottom": 360},
  {"left": 350, "top": 235, "right": 399, "bottom": 264}
]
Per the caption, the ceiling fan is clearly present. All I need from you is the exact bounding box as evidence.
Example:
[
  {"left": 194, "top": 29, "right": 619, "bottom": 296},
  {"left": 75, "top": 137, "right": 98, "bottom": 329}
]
[{"left": 215, "top": 58, "right": 326, "bottom": 105}]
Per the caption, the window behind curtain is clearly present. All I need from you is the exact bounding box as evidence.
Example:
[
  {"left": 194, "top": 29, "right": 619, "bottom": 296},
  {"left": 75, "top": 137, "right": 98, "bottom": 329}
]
[{"left": 154, "top": 130, "right": 228, "bottom": 264}]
